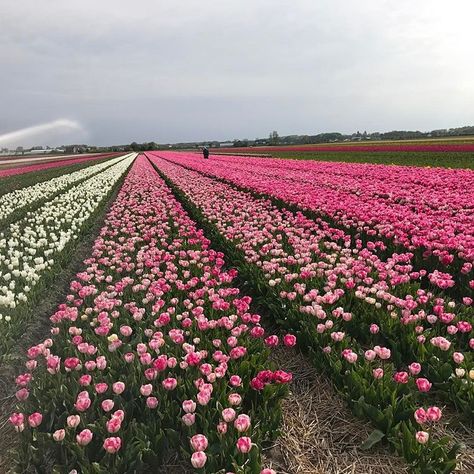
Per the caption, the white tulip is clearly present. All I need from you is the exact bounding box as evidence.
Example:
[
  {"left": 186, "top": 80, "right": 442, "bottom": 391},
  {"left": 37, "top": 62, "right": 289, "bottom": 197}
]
[{"left": 0, "top": 153, "right": 136, "bottom": 323}]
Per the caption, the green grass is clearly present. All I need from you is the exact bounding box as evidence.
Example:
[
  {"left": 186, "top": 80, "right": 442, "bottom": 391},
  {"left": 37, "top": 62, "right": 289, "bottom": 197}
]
[
  {"left": 0, "top": 156, "right": 114, "bottom": 196},
  {"left": 270, "top": 151, "right": 474, "bottom": 169}
]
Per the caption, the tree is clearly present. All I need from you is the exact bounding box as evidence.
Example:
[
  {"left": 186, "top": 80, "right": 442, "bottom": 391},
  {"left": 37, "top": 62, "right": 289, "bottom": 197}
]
[{"left": 269, "top": 131, "right": 280, "bottom": 145}]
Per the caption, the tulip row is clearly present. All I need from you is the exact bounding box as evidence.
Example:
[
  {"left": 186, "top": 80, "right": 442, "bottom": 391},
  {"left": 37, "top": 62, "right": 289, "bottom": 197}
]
[
  {"left": 155, "top": 152, "right": 474, "bottom": 299},
  {"left": 151, "top": 154, "right": 474, "bottom": 401},
  {"left": 0, "top": 152, "right": 120, "bottom": 179},
  {"left": 0, "top": 154, "right": 128, "bottom": 226},
  {"left": 217, "top": 143, "right": 474, "bottom": 153},
  {"left": 0, "top": 153, "right": 136, "bottom": 361},
  {"left": 11, "top": 155, "right": 292, "bottom": 473},
  {"left": 148, "top": 155, "right": 473, "bottom": 409},
  {"left": 148, "top": 155, "right": 465, "bottom": 472}
]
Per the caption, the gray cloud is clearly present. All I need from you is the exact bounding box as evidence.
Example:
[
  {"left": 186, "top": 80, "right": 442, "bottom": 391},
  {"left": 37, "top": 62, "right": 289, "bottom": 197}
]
[{"left": 1, "top": 0, "right": 473, "bottom": 145}]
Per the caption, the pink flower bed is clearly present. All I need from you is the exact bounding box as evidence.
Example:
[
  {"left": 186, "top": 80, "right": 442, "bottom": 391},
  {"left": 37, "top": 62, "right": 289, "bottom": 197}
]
[
  {"left": 146, "top": 152, "right": 469, "bottom": 470},
  {"left": 11, "top": 155, "right": 292, "bottom": 473},
  {"left": 153, "top": 152, "right": 474, "bottom": 295},
  {"left": 0, "top": 153, "right": 119, "bottom": 178},
  {"left": 217, "top": 143, "right": 474, "bottom": 153}
]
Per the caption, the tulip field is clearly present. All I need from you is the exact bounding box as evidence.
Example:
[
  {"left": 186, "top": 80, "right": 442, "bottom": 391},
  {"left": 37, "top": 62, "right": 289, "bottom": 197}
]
[{"left": 1, "top": 151, "right": 473, "bottom": 473}]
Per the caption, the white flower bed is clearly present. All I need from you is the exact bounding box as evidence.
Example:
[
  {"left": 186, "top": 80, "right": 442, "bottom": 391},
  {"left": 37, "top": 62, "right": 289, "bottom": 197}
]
[
  {"left": 0, "top": 153, "right": 136, "bottom": 322},
  {"left": 0, "top": 154, "right": 127, "bottom": 224}
]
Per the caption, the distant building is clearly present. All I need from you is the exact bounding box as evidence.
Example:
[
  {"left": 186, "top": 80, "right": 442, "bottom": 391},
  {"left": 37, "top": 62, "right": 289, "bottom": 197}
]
[
  {"left": 64, "top": 145, "right": 91, "bottom": 154},
  {"left": 23, "top": 149, "right": 52, "bottom": 155}
]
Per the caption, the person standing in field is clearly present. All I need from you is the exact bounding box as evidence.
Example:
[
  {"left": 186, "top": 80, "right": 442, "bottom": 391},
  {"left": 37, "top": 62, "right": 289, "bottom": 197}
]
[{"left": 202, "top": 146, "right": 209, "bottom": 159}]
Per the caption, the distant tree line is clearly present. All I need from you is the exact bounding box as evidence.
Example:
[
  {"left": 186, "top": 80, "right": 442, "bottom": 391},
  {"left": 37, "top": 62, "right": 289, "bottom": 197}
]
[
  {"left": 155, "top": 125, "right": 474, "bottom": 150},
  {"left": 13, "top": 125, "right": 472, "bottom": 156}
]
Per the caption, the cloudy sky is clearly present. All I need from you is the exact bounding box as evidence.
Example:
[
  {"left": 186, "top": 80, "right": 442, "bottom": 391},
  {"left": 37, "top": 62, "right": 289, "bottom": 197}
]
[{"left": 1, "top": 0, "right": 473, "bottom": 146}]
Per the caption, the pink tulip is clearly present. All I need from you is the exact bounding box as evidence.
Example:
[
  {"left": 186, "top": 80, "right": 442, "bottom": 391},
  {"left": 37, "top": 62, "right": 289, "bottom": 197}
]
[
  {"left": 15, "top": 373, "right": 32, "bottom": 387},
  {"left": 408, "top": 363, "right": 421, "bottom": 375},
  {"left": 190, "top": 434, "right": 208, "bottom": 452},
  {"left": 369, "top": 324, "right": 379, "bottom": 334},
  {"left": 96, "top": 356, "right": 107, "bottom": 370},
  {"left": 182, "top": 400, "right": 196, "bottom": 413},
  {"left": 112, "top": 410, "right": 125, "bottom": 422},
  {"left": 393, "top": 372, "right": 409, "bottom": 384},
  {"left": 103, "top": 436, "right": 122, "bottom": 453},
  {"left": 374, "top": 346, "right": 391, "bottom": 360},
  {"left": 146, "top": 396, "right": 159, "bottom": 409},
  {"left": 106, "top": 417, "right": 122, "bottom": 433},
  {"left": 120, "top": 325, "right": 133, "bottom": 337},
  {"left": 229, "top": 375, "right": 242, "bottom": 387},
  {"left": 222, "top": 408, "right": 236, "bottom": 422},
  {"left": 162, "top": 378, "right": 177, "bottom": 391},
  {"left": 416, "top": 431, "right": 429, "bottom": 444},
  {"left": 182, "top": 413, "right": 196, "bottom": 426},
  {"left": 79, "top": 375, "right": 92, "bottom": 386},
  {"left": 28, "top": 412, "right": 43, "bottom": 428},
  {"left": 264, "top": 335, "right": 279, "bottom": 347},
  {"left": 67, "top": 415, "right": 81, "bottom": 428},
  {"left": 343, "top": 351, "right": 358, "bottom": 364},
  {"left": 95, "top": 383, "right": 108, "bottom": 394},
  {"left": 74, "top": 395, "right": 91, "bottom": 412},
  {"left": 25, "top": 360, "right": 37, "bottom": 371},
  {"left": 364, "top": 350, "right": 376, "bottom": 361},
  {"left": 426, "top": 406, "right": 442, "bottom": 422},
  {"left": 53, "top": 429, "right": 65, "bottom": 442},
  {"left": 15, "top": 388, "right": 29, "bottom": 401},
  {"left": 217, "top": 421, "right": 228, "bottom": 434},
  {"left": 101, "top": 399, "right": 114, "bottom": 412},
  {"left": 373, "top": 368, "right": 384, "bottom": 379},
  {"left": 112, "top": 382, "right": 125, "bottom": 394},
  {"left": 234, "top": 414, "right": 251, "bottom": 432},
  {"left": 414, "top": 408, "right": 427, "bottom": 424},
  {"left": 236, "top": 436, "right": 253, "bottom": 453},
  {"left": 140, "top": 384, "right": 153, "bottom": 396},
  {"left": 190, "top": 451, "right": 207, "bottom": 468},
  {"left": 416, "top": 378, "right": 432, "bottom": 392},
  {"left": 9, "top": 413, "right": 24, "bottom": 430},
  {"left": 228, "top": 393, "right": 242, "bottom": 405},
  {"left": 76, "top": 429, "right": 93, "bottom": 446}
]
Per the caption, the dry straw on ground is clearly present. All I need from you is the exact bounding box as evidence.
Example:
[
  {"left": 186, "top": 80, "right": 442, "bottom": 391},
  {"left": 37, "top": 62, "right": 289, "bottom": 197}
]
[{"left": 263, "top": 346, "right": 409, "bottom": 474}]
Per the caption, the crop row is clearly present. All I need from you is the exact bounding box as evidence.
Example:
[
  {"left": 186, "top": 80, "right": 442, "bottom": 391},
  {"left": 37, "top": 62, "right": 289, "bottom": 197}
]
[
  {"left": 147, "top": 154, "right": 469, "bottom": 472},
  {"left": 0, "top": 154, "right": 128, "bottom": 226},
  {"left": 156, "top": 152, "right": 474, "bottom": 299},
  {"left": 10, "top": 156, "right": 292, "bottom": 473},
  {"left": 0, "top": 154, "right": 136, "bottom": 361},
  {"left": 0, "top": 152, "right": 120, "bottom": 179},
  {"left": 217, "top": 143, "right": 474, "bottom": 153}
]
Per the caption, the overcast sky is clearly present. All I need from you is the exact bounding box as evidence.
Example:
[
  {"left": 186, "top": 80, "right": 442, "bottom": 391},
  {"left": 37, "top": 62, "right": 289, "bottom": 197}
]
[{"left": 1, "top": 0, "right": 473, "bottom": 147}]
